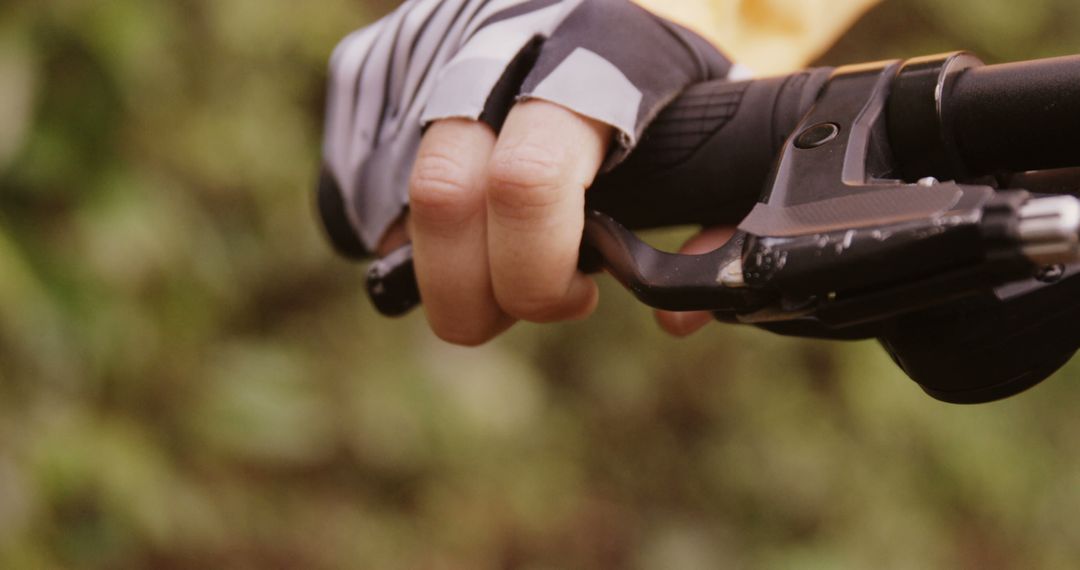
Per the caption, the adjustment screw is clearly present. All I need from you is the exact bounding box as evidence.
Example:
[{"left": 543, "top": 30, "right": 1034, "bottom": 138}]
[{"left": 795, "top": 122, "right": 840, "bottom": 149}]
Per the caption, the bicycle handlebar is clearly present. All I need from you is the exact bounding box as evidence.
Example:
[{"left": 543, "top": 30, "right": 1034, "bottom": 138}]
[
  {"left": 949, "top": 54, "right": 1080, "bottom": 175},
  {"left": 587, "top": 54, "right": 1080, "bottom": 230},
  {"left": 361, "top": 51, "right": 1080, "bottom": 404}
]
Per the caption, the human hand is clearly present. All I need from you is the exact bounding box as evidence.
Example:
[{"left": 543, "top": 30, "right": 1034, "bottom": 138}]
[{"left": 318, "top": 0, "right": 735, "bottom": 345}]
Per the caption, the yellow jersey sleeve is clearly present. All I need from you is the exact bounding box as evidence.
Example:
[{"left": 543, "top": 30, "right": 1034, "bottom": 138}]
[{"left": 634, "top": 0, "right": 879, "bottom": 74}]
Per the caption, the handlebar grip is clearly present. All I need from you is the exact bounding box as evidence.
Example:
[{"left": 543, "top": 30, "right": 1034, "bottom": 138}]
[
  {"left": 889, "top": 53, "right": 1080, "bottom": 181},
  {"left": 948, "top": 55, "right": 1080, "bottom": 176},
  {"left": 585, "top": 68, "right": 832, "bottom": 229}
]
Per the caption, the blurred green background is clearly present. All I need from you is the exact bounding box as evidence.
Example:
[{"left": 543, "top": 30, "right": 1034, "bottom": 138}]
[{"left": 2, "top": 0, "right": 1080, "bottom": 568}]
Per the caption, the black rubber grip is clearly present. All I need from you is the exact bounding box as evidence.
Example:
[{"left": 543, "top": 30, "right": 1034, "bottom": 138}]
[
  {"left": 585, "top": 68, "right": 832, "bottom": 229},
  {"left": 948, "top": 55, "right": 1080, "bottom": 177}
]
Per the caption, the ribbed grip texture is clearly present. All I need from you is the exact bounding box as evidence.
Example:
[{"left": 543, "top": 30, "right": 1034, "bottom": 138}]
[
  {"left": 586, "top": 68, "right": 831, "bottom": 230},
  {"left": 631, "top": 81, "right": 748, "bottom": 169}
]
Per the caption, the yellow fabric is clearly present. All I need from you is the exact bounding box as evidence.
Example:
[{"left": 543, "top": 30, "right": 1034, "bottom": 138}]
[{"left": 634, "top": 0, "right": 880, "bottom": 75}]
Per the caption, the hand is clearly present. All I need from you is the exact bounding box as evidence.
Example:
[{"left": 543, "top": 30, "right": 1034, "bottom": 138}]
[
  {"left": 401, "top": 101, "right": 610, "bottom": 343},
  {"left": 319, "top": 0, "right": 734, "bottom": 345}
]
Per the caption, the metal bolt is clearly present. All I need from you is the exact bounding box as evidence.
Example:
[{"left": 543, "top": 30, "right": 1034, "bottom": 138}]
[{"left": 795, "top": 123, "right": 840, "bottom": 149}]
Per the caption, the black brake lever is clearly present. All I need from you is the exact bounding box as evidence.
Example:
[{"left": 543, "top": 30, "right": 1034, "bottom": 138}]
[
  {"left": 366, "top": 244, "right": 420, "bottom": 317},
  {"left": 365, "top": 210, "right": 762, "bottom": 317}
]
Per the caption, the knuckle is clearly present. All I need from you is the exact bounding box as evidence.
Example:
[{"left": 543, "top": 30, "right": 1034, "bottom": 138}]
[
  {"left": 409, "top": 151, "right": 481, "bottom": 224},
  {"left": 487, "top": 141, "right": 568, "bottom": 214}
]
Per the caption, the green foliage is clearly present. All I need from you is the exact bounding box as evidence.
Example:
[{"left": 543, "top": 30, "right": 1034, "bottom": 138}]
[{"left": 1, "top": 0, "right": 1079, "bottom": 567}]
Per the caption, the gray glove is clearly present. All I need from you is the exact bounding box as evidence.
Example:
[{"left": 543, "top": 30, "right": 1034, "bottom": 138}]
[{"left": 318, "top": 0, "right": 734, "bottom": 258}]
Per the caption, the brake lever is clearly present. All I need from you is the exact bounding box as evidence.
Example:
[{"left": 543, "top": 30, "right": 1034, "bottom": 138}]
[
  {"left": 364, "top": 209, "right": 757, "bottom": 317},
  {"left": 366, "top": 244, "right": 420, "bottom": 317}
]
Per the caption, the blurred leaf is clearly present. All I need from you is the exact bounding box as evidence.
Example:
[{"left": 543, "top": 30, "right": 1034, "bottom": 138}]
[
  {"left": 191, "top": 342, "right": 336, "bottom": 466},
  {"left": 0, "top": 22, "right": 36, "bottom": 172}
]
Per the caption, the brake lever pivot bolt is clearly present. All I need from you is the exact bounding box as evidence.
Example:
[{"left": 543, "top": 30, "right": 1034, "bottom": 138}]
[{"left": 795, "top": 122, "right": 840, "bottom": 149}]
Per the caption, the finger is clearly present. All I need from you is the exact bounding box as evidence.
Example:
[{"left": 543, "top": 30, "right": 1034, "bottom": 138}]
[
  {"left": 409, "top": 119, "right": 514, "bottom": 345},
  {"left": 655, "top": 226, "right": 737, "bottom": 337},
  {"left": 485, "top": 100, "right": 611, "bottom": 322}
]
